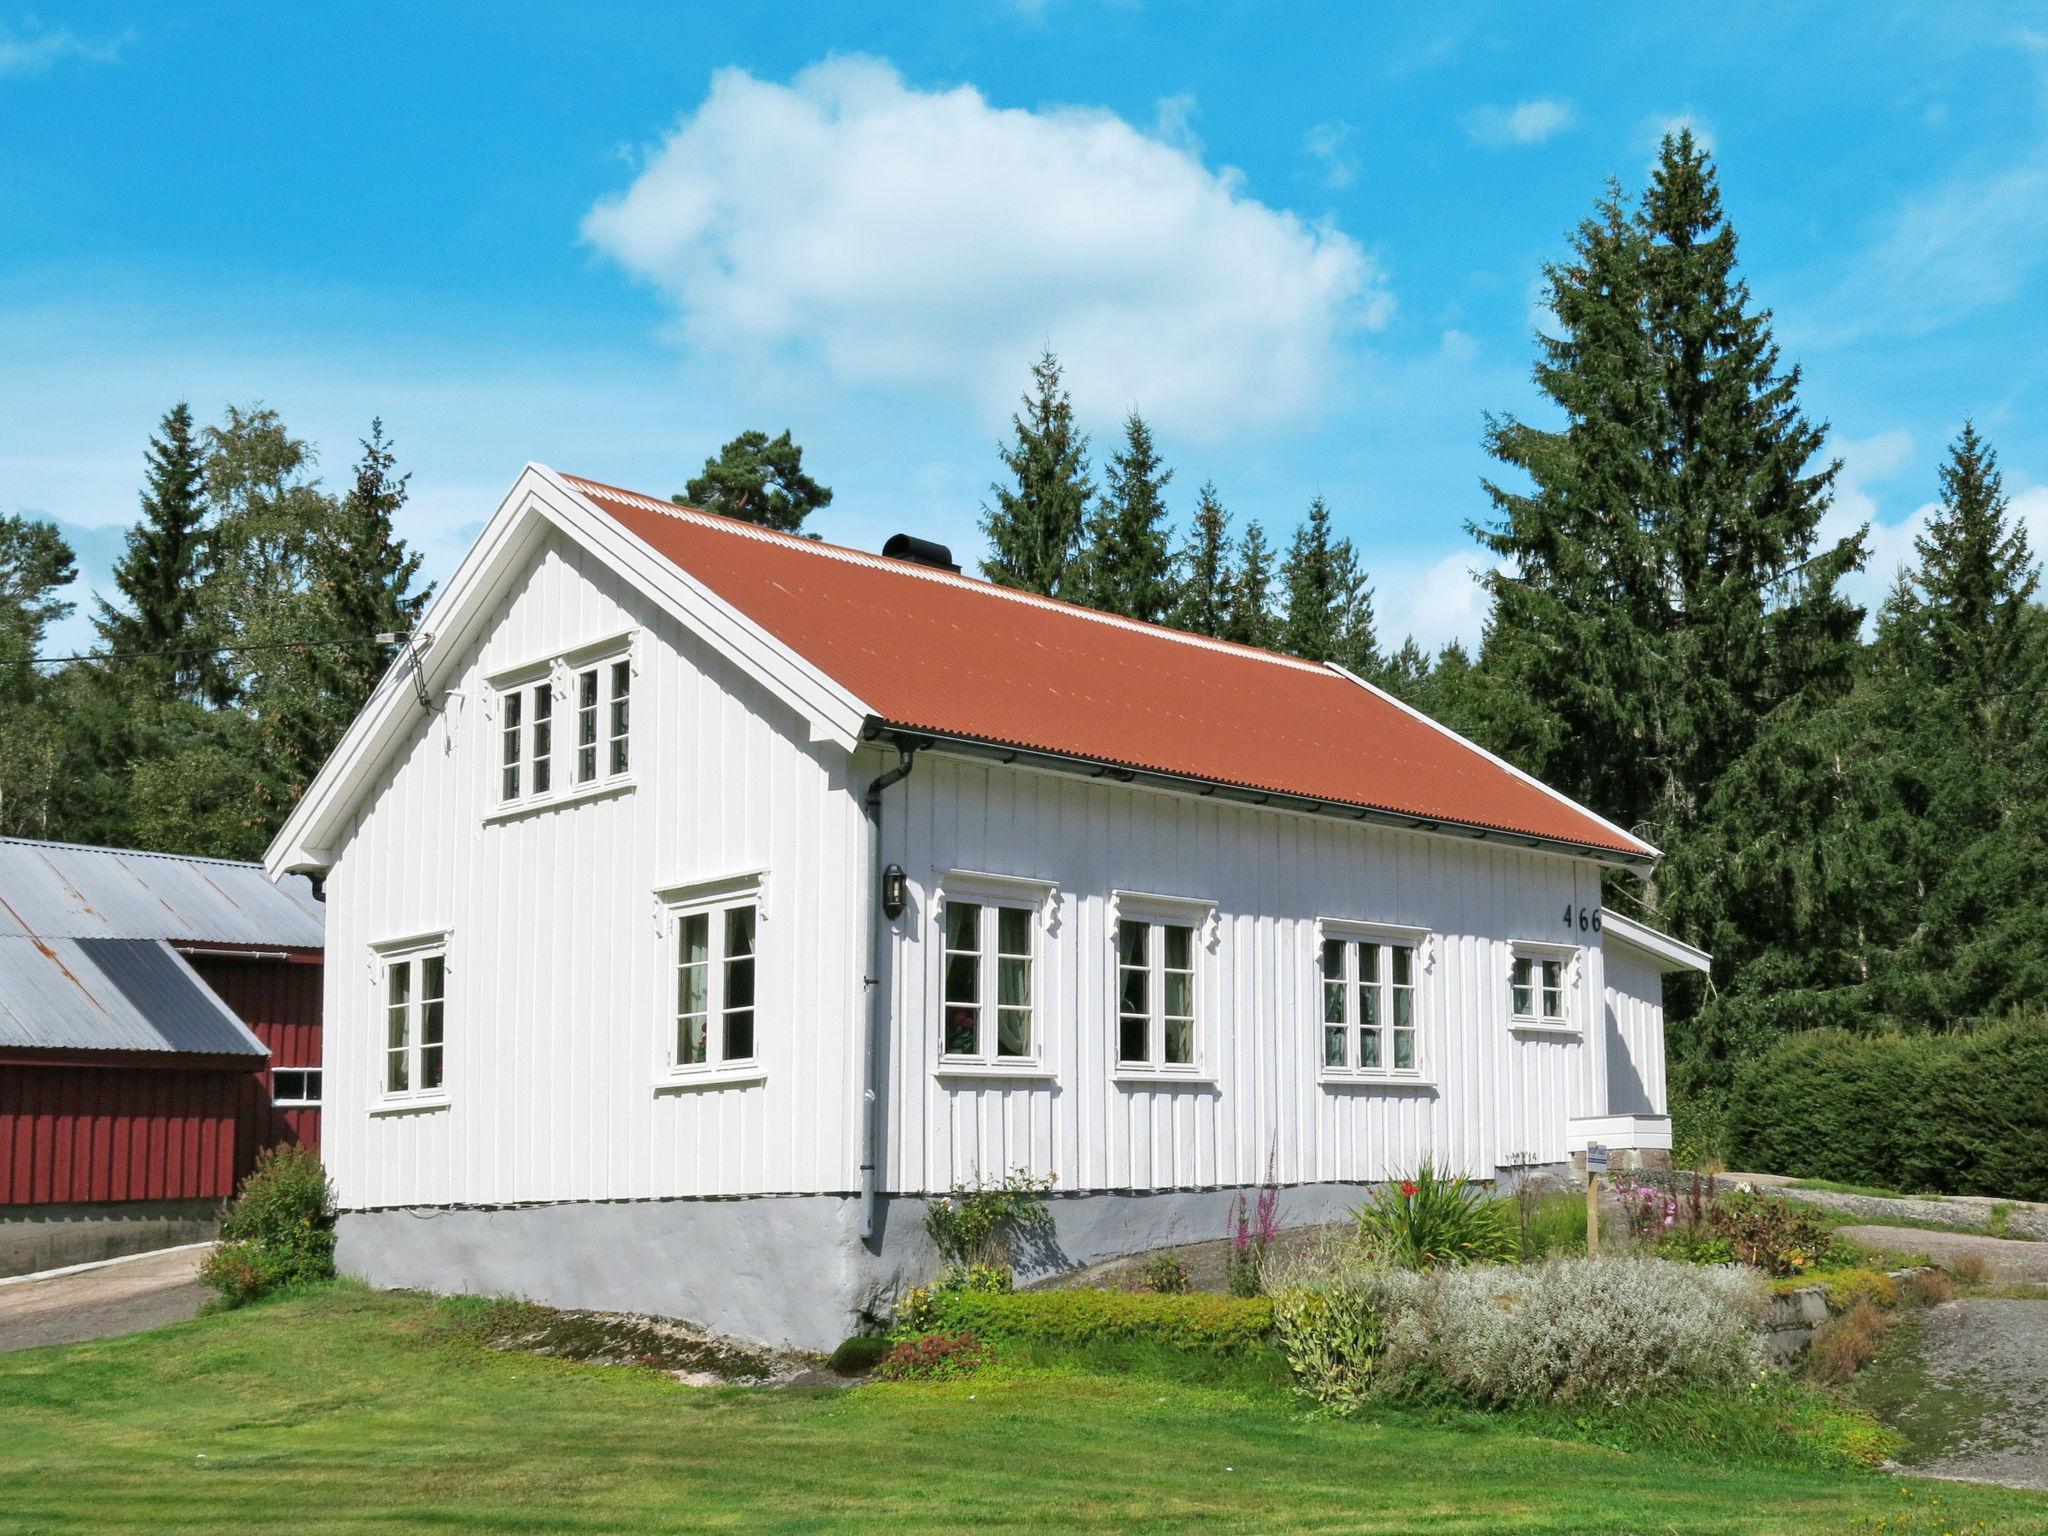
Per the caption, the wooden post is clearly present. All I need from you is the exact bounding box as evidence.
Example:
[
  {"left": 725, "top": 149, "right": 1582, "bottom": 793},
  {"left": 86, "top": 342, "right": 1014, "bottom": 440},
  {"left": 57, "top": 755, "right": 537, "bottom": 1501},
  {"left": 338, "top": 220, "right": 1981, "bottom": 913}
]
[{"left": 1586, "top": 1166, "right": 1600, "bottom": 1257}]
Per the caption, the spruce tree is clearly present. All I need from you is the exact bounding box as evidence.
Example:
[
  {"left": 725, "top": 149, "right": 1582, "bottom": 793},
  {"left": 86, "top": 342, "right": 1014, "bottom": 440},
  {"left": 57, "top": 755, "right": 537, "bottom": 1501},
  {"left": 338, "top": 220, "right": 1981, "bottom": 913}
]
[
  {"left": 94, "top": 402, "right": 210, "bottom": 698},
  {"left": 321, "top": 419, "right": 431, "bottom": 721},
  {"left": 981, "top": 350, "right": 1093, "bottom": 598},
  {"left": 1476, "top": 130, "right": 1863, "bottom": 868},
  {"left": 1074, "top": 411, "right": 1174, "bottom": 622},
  {"left": 1170, "top": 480, "right": 1234, "bottom": 638},
  {"left": 0, "top": 514, "right": 77, "bottom": 837},
  {"left": 1279, "top": 496, "right": 1375, "bottom": 667},
  {"left": 679, "top": 429, "right": 832, "bottom": 535},
  {"left": 1224, "top": 519, "right": 1278, "bottom": 649},
  {"left": 1913, "top": 423, "right": 2038, "bottom": 700}
]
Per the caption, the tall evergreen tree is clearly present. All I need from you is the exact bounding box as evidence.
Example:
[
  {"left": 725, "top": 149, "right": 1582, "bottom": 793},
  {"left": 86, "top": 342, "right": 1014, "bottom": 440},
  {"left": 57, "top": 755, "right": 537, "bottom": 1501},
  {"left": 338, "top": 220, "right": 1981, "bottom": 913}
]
[
  {"left": 679, "top": 429, "right": 832, "bottom": 535},
  {"left": 981, "top": 350, "right": 1093, "bottom": 598},
  {"left": 1075, "top": 411, "right": 1174, "bottom": 622},
  {"left": 94, "top": 402, "right": 211, "bottom": 697},
  {"left": 0, "top": 513, "right": 77, "bottom": 837},
  {"left": 1475, "top": 130, "right": 1864, "bottom": 875},
  {"left": 1224, "top": 519, "right": 1278, "bottom": 649},
  {"left": 1279, "top": 496, "right": 1376, "bottom": 669},
  {"left": 1912, "top": 423, "right": 2038, "bottom": 701},
  {"left": 1170, "top": 480, "right": 1234, "bottom": 638},
  {"left": 322, "top": 419, "right": 431, "bottom": 721}
]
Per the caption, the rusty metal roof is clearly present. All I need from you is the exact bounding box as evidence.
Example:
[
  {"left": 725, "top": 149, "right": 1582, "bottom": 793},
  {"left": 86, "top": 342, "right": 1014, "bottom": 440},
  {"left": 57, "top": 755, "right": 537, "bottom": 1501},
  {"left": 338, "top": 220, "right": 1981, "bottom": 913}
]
[
  {"left": 0, "top": 936, "right": 268, "bottom": 1056},
  {"left": 0, "top": 837, "right": 323, "bottom": 948}
]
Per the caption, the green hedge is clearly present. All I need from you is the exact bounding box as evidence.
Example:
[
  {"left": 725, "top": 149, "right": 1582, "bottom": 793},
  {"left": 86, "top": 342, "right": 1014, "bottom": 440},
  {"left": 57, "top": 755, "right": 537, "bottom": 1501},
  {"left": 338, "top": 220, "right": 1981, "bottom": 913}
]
[
  {"left": 1726, "top": 1018, "right": 2048, "bottom": 1200},
  {"left": 919, "top": 1289, "right": 1274, "bottom": 1353}
]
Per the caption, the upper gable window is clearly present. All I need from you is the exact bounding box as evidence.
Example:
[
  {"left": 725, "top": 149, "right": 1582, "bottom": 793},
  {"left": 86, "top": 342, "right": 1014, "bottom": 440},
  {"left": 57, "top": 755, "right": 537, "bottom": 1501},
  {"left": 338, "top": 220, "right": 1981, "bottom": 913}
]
[{"left": 487, "top": 638, "right": 635, "bottom": 818}]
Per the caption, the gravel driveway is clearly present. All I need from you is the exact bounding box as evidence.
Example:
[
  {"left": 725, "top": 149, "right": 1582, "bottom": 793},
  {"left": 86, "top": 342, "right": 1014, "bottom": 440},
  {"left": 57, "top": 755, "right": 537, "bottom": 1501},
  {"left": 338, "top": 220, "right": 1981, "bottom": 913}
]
[{"left": 0, "top": 1247, "right": 210, "bottom": 1353}]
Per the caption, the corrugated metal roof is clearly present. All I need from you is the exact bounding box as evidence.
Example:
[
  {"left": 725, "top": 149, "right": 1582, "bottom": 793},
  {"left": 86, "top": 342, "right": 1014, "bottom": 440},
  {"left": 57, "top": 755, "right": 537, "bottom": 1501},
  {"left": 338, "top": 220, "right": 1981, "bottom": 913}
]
[
  {"left": 565, "top": 475, "right": 1654, "bottom": 860},
  {"left": 0, "top": 838, "right": 324, "bottom": 947},
  {"left": 0, "top": 936, "right": 267, "bottom": 1056}
]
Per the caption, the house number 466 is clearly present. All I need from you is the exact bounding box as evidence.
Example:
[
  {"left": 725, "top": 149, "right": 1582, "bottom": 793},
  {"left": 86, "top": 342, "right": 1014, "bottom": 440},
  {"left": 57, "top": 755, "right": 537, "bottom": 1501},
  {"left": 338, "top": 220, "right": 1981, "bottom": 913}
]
[{"left": 1562, "top": 905, "right": 1601, "bottom": 933}]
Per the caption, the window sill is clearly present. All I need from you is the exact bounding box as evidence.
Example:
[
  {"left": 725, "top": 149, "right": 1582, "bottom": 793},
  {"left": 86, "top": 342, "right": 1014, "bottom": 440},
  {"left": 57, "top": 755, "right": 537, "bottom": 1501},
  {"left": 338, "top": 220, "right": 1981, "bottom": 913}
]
[
  {"left": 369, "top": 1095, "right": 451, "bottom": 1117},
  {"left": 653, "top": 1066, "right": 768, "bottom": 1093},
  {"left": 483, "top": 777, "right": 636, "bottom": 826},
  {"left": 1508, "top": 1022, "right": 1581, "bottom": 1037},
  {"left": 934, "top": 1063, "right": 1058, "bottom": 1082},
  {"left": 1113, "top": 1070, "right": 1219, "bottom": 1088},
  {"left": 1319, "top": 1073, "right": 1438, "bottom": 1091}
]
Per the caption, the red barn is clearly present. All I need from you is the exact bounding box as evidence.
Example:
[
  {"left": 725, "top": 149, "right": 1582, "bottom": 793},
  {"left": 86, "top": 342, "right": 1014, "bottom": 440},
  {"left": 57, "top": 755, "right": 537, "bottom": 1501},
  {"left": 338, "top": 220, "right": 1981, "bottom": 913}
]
[{"left": 0, "top": 837, "right": 324, "bottom": 1276}]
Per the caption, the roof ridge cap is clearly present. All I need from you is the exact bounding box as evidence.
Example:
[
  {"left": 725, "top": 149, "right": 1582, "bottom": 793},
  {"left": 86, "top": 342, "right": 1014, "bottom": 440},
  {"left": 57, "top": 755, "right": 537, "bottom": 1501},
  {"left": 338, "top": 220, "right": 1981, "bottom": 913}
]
[
  {"left": 0, "top": 836, "right": 266, "bottom": 871},
  {"left": 561, "top": 474, "right": 1331, "bottom": 677}
]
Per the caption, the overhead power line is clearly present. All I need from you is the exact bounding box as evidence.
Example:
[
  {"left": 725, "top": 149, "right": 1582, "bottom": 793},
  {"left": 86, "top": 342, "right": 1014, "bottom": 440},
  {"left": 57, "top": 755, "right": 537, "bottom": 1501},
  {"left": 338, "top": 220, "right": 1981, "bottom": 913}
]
[{"left": 29, "top": 633, "right": 409, "bottom": 668}]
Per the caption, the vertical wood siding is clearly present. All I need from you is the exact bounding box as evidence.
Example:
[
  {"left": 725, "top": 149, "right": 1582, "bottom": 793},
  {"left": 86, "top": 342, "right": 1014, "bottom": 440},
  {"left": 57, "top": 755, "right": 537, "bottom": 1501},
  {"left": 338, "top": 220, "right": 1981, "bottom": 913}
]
[
  {"left": 320, "top": 529, "right": 867, "bottom": 1210},
  {"left": 0, "top": 1065, "right": 242, "bottom": 1204},
  {"left": 1601, "top": 946, "right": 1666, "bottom": 1115},
  {"left": 186, "top": 954, "right": 326, "bottom": 1179}
]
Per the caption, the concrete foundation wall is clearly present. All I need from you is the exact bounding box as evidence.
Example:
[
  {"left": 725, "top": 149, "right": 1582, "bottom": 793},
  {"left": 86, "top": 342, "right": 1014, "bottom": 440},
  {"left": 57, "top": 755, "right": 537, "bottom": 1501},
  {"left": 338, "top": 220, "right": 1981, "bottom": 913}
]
[
  {"left": 338, "top": 1180, "right": 1376, "bottom": 1350},
  {"left": 0, "top": 1199, "right": 219, "bottom": 1278}
]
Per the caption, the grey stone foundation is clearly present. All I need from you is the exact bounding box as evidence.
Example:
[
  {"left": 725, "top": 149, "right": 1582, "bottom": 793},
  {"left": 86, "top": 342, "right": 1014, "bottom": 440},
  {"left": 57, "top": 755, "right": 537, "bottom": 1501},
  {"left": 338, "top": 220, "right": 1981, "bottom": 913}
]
[
  {"left": 0, "top": 1199, "right": 220, "bottom": 1278},
  {"left": 337, "top": 1180, "right": 1375, "bottom": 1351}
]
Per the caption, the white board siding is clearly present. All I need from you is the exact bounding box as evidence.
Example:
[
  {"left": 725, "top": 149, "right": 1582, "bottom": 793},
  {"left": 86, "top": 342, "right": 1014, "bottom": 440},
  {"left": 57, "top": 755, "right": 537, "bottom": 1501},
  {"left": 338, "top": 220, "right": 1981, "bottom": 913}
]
[
  {"left": 878, "top": 752, "right": 1611, "bottom": 1194},
  {"left": 320, "top": 528, "right": 868, "bottom": 1210},
  {"left": 1602, "top": 945, "right": 1667, "bottom": 1116}
]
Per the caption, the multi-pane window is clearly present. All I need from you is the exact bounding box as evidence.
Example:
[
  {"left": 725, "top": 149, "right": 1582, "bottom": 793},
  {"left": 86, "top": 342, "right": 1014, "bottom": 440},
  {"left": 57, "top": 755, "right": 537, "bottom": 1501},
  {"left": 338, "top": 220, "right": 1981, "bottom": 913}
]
[
  {"left": 272, "top": 1068, "right": 322, "bottom": 1106},
  {"left": 941, "top": 900, "right": 1035, "bottom": 1062},
  {"left": 498, "top": 681, "right": 553, "bottom": 803},
  {"left": 1116, "top": 917, "right": 1197, "bottom": 1070},
  {"left": 382, "top": 947, "right": 446, "bottom": 1099},
  {"left": 1511, "top": 954, "right": 1569, "bottom": 1027},
  {"left": 575, "top": 659, "right": 632, "bottom": 785},
  {"left": 670, "top": 898, "right": 758, "bottom": 1072},
  {"left": 1322, "top": 937, "right": 1419, "bottom": 1074}
]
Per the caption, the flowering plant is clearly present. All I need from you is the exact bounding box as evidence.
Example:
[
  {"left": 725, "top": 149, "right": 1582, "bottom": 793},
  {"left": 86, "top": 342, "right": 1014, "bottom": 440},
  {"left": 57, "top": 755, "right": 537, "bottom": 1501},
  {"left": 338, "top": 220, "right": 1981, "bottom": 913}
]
[
  {"left": 1225, "top": 1148, "right": 1281, "bottom": 1297},
  {"left": 1354, "top": 1160, "right": 1518, "bottom": 1270}
]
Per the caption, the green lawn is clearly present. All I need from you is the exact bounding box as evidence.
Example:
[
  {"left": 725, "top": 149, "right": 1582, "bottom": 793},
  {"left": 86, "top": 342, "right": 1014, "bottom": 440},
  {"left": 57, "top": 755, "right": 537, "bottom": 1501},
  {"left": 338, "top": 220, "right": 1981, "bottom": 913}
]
[{"left": 2, "top": 1286, "right": 2045, "bottom": 1535}]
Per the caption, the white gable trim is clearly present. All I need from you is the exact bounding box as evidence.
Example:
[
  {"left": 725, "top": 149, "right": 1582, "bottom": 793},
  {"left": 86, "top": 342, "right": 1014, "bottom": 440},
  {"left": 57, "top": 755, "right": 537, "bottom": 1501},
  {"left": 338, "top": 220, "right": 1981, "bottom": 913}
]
[
  {"left": 1321, "top": 663, "right": 1659, "bottom": 866},
  {"left": 263, "top": 465, "right": 872, "bottom": 878},
  {"left": 1601, "top": 910, "right": 1712, "bottom": 974}
]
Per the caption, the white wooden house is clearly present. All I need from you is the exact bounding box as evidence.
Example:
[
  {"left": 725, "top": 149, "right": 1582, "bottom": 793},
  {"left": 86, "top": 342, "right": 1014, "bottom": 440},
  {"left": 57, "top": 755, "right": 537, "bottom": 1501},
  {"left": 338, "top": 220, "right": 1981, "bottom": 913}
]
[{"left": 266, "top": 465, "right": 1708, "bottom": 1347}]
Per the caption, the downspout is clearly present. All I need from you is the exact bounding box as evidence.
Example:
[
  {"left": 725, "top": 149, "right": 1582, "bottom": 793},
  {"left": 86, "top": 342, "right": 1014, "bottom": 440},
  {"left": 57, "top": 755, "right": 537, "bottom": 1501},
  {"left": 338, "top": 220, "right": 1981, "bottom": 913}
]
[{"left": 860, "top": 738, "right": 921, "bottom": 1244}]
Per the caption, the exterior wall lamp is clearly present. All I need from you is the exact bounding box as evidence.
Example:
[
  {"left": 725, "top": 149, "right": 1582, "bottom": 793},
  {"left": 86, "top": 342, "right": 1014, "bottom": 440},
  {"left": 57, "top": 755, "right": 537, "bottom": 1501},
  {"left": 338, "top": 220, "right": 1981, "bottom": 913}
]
[{"left": 881, "top": 863, "right": 908, "bottom": 921}]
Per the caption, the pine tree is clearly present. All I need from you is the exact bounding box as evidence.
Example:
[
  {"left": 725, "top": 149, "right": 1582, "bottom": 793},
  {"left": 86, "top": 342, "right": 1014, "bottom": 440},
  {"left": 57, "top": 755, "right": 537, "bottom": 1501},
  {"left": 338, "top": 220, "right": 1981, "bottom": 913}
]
[
  {"left": 0, "top": 513, "right": 77, "bottom": 837},
  {"left": 1170, "top": 481, "right": 1234, "bottom": 638},
  {"left": 94, "top": 402, "right": 210, "bottom": 697},
  {"left": 1475, "top": 130, "right": 1863, "bottom": 869},
  {"left": 322, "top": 419, "right": 431, "bottom": 721},
  {"left": 679, "top": 429, "right": 832, "bottom": 535},
  {"left": 1224, "top": 519, "right": 1278, "bottom": 649},
  {"left": 1912, "top": 423, "right": 2038, "bottom": 700},
  {"left": 1074, "top": 411, "right": 1174, "bottom": 622},
  {"left": 981, "top": 350, "right": 1093, "bottom": 598},
  {"left": 1279, "top": 496, "right": 1375, "bottom": 667}
]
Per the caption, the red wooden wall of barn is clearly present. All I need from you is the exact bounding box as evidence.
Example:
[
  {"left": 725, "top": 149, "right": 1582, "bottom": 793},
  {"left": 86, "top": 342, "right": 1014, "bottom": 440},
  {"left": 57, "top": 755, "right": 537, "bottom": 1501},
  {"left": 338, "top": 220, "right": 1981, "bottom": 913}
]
[
  {"left": 0, "top": 1064, "right": 243, "bottom": 1204},
  {"left": 0, "top": 954, "right": 322, "bottom": 1207},
  {"left": 185, "top": 954, "right": 324, "bottom": 1178}
]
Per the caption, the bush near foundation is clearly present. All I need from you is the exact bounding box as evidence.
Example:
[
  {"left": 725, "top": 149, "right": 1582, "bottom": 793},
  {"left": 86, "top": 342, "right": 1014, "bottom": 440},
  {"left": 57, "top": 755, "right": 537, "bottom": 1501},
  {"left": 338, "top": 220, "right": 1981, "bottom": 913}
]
[
  {"left": 199, "top": 1145, "right": 337, "bottom": 1308},
  {"left": 1726, "top": 1017, "right": 2048, "bottom": 1200},
  {"left": 912, "top": 1289, "right": 1274, "bottom": 1354}
]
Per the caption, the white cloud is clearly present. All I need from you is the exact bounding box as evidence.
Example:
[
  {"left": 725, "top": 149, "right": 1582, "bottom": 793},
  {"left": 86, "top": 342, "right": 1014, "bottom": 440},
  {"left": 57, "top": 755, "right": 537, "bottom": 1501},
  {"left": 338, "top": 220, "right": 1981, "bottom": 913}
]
[
  {"left": 1464, "top": 98, "right": 1575, "bottom": 147},
  {"left": 1151, "top": 92, "right": 1200, "bottom": 155},
  {"left": 1303, "top": 120, "right": 1360, "bottom": 188},
  {"left": 1377, "top": 547, "right": 1498, "bottom": 654},
  {"left": 0, "top": 21, "right": 130, "bottom": 76},
  {"left": 582, "top": 58, "right": 1388, "bottom": 439},
  {"left": 1640, "top": 111, "right": 1717, "bottom": 156}
]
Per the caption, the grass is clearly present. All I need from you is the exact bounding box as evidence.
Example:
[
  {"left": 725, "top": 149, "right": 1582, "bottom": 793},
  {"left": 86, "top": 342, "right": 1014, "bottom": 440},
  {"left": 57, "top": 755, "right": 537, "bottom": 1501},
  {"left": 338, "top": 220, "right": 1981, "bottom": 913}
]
[{"left": 2, "top": 1285, "right": 2047, "bottom": 1533}]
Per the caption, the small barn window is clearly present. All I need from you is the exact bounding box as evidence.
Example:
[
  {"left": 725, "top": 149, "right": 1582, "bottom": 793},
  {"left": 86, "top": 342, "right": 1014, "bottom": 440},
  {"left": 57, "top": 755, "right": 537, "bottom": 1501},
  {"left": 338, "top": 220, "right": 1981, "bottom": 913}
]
[
  {"left": 1510, "top": 949, "right": 1573, "bottom": 1030},
  {"left": 939, "top": 898, "right": 1037, "bottom": 1064},
  {"left": 1116, "top": 917, "right": 1198, "bottom": 1071},
  {"left": 658, "top": 873, "right": 765, "bottom": 1082},
  {"left": 272, "top": 1068, "right": 322, "bottom": 1106},
  {"left": 377, "top": 939, "right": 448, "bottom": 1105},
  {"left": 1321, "top": 937, "right": 1420, "bottom": 1076}
]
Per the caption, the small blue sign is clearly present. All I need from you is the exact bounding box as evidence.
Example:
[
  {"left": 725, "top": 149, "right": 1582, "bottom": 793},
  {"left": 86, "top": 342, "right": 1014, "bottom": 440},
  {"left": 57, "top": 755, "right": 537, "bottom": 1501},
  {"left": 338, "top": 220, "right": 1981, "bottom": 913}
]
[{"left": 1586, "top": 1144, "right": 1609, "bottom": 1172}]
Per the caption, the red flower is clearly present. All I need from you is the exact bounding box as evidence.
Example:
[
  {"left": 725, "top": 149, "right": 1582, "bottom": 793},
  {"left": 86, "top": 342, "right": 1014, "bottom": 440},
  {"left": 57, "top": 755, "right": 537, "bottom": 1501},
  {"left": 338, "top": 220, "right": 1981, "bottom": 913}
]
[{"left": 1400, "top": 1180, "right": 1419, "bottom": 1198}]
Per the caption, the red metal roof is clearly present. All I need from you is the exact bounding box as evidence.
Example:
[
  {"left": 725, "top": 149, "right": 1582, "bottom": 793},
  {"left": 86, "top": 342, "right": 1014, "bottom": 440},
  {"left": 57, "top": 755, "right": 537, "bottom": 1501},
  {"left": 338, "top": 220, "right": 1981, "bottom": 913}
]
[{"left": 565, "top": 476, "right": 1652, "bottom": 860}]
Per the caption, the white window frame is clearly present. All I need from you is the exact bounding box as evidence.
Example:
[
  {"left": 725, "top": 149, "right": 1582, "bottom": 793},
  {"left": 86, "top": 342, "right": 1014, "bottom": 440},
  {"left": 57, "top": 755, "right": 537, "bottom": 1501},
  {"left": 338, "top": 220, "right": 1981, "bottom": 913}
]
[
  {"left": 271, "top": 1067, "right": 323, "bottom": 1107},
  {"left": 1318, "top": 919, "right": 1431, "bottom": 1083},
  {"left": 654, "top": 871, "right": 767, "bottom": 1088},
  {"left": 1509, "top": 942, "right": 1579, "bottom": 1033},
  {"left": 933, "top": 871, "right": 1057, "bottom": 1077},
  {"left": 371, "top": 933, "right": 450, "bottom": 1112},
  {"left": 1110, "top": 891, "right": 1216, "bottom": 1083},
  {"left": 483, "top": 633, "right": 637, "bottom": 822}
]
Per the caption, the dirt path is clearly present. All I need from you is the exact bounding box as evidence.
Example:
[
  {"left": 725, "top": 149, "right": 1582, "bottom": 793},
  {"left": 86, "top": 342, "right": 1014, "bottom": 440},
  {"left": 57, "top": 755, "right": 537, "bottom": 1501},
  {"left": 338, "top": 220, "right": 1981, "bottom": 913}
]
[
  {"left": 1857, "top": 1299, "right": 2048, "bottom": 1492},
  {"left": 0, "top": 1247, "right": 210, "bottom": 1353}
]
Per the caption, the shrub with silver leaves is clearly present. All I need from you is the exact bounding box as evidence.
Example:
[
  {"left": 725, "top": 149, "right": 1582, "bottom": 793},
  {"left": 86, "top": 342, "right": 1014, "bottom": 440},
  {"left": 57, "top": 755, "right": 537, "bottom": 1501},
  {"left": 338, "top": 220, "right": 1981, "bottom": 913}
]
[{"left": 1389, "top": 1255, "right": 1766, "bottom": 1405}]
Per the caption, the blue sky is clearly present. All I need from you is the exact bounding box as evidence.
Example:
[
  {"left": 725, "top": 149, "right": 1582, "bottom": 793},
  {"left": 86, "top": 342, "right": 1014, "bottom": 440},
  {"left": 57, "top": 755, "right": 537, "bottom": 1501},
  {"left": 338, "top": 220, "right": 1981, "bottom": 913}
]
[{"left": 5, "top": 3, "right": 2047, "bottom": 659}]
